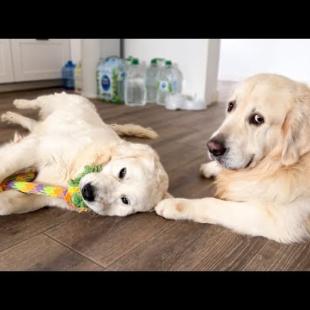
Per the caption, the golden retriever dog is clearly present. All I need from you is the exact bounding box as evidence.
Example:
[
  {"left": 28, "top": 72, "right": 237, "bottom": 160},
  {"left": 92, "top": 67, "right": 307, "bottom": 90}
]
[
  {"left": 156, "top": 73, "right": 310, "bottom": 243},
  {"left": 0, "top": 92, "right": 169, "bottom": 216}
]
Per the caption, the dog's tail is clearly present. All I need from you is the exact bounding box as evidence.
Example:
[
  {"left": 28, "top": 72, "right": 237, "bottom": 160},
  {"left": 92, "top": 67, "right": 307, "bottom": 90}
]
[{"left": 109, "top": 123, "right": 158, "bottom": 139}]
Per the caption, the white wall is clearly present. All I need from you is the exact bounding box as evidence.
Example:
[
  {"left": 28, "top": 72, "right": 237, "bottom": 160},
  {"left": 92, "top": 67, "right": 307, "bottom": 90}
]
[
  {"left": 81, "top": 39, "right": 120, "bottom": 98},
  {"left": 219, "top": 39, "right": 310, "bottom": 82},
  {"left": 70, "top": 39, "right": 120, "bottom": 64},
  {"left": 100, "top": 39, "right": 120, "bottom": 58},
  {"left": 70, "top": 39, "right": 81, "bottom": 63},
  {"left": 124, "top": 39, "right": 215, "bottom": 100}
]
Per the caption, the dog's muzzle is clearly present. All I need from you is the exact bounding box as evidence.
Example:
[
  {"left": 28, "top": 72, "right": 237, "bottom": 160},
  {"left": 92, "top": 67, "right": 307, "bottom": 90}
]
[{"left": 207, "top": 137, "right": 227, "bottom": 157}]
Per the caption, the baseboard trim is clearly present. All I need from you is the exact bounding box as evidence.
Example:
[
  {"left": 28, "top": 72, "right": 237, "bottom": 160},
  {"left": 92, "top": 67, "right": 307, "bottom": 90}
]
[
  {"left": 205, "top": 89, "right": 219, "bottom": 107},
  {"left": 0, "top": 79, "right": 63, "bottom": 93}
]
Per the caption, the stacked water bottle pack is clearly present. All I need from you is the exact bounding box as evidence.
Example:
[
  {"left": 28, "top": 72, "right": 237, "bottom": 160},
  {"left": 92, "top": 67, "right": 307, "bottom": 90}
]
[
  {"left": 96, "top": 56, "right": 185, "bottom": 108},
  {"left": 124, "top": 57, "right": 146, "bottom": 106},
  {"left": 96, "top": 56, "right": 126, "bottom": 103},
  {"left": 155, "top": 59, "right": 183, "bottom": 106},
  {"left": 61, "top": 56, "right": 206, "bottom": 110}
]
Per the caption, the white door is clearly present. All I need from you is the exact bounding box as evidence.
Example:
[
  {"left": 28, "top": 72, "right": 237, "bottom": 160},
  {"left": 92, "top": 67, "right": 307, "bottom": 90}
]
[
  {"left": 11, "top": 39, "right": 70, "bottom": 82},
  {"left": 0, "top": 39, "right": 14, "bottom": 83}
]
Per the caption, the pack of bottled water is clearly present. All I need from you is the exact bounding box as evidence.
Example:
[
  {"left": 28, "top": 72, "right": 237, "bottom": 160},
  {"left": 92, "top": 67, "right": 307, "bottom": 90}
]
[
  {"left": 143, "top": 59, "right": 206, "bottom": 110},
  {"left": 95, "top": 55, "right": 192, "bottom": 108},
  {"left": 145, "top": 58, "right": 164, "bottom": 103},
  {"left": 97, "top": 56, "right": 126, "bottom": 103},
  {"left": 155, "top": 60, "right": 183, "bottom": 106},
  {"left": 124, "top": 58, "right": 146, "bottom": 106}
]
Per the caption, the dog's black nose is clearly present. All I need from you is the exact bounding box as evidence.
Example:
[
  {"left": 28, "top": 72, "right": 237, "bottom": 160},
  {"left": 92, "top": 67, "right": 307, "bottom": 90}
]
[
  {"left": 207, "top": 138, "right": 226, "bottom": 157},
  {"left": 81, "top": 183, "right": 95, "bottom": 202}
]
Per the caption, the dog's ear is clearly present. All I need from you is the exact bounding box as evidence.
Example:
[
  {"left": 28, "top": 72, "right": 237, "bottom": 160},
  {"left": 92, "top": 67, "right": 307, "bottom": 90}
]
[
  {"left": 70, "top": 145, "right": 112, "bottom": 178},
  {"left": 281, "top": 85, "right": 310, "bottom": 166}
]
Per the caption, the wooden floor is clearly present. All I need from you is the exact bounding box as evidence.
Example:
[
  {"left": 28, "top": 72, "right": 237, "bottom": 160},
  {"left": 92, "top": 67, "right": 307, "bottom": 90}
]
[{"left": 0, "top": 83, "right": 310, "bottom": 271}]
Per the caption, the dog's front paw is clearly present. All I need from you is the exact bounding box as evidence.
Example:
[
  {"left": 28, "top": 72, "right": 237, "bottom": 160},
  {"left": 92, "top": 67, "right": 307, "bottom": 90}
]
[
  {"left": 200, "top": 161, "right": 221, "bottom": 179},
  {"left": 155, "top": 198, "right": 190, "bottom": 220},
  {"left": 1, "top": 111, "right": 16, "bottom": 124}
]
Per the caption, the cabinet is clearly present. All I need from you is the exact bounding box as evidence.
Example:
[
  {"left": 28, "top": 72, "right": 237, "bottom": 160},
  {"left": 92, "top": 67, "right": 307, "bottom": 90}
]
[
  {"left": 0, "top": 39, "right": 70, "bottom": 84},
  {"left": 0, "top": 40, "right": 14, "bottom": 83},
  {"left": 11, "top": 39, "right": 70, "bottom": 82}
]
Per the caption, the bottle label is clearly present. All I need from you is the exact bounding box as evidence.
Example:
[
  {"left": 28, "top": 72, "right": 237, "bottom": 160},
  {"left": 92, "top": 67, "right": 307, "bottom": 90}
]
[
  {"left": 101, "top": 75, "right": 111, "bottom": 92},
  {"left": 97, "top": 61, "right": 125, "bottom": 103},
  {"left": 111, "top": 68, "right": 121, "bottom": 103},
  {"left": 159, "top": 80, "right": 172, "bottom": 93},
  {"left": 118, "top": 71, "right": 126, "bottom": 81}
]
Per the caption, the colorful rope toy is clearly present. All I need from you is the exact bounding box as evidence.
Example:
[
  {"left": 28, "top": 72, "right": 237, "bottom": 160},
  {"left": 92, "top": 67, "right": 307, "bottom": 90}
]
[{"left": 0, "top": 165, "right": 103, "bottom": 213}]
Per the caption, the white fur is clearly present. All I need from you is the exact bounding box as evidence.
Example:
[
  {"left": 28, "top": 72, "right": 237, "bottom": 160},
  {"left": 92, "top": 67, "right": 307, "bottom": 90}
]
[
  {"left": 0, "top": 92, "right": 169, "bottom": 216},
  {"left": 156, "top": 74, "right": 310, "bottom": 243},
  {"left": 200, "top": 161, "right": 222, "bottom": 178}
]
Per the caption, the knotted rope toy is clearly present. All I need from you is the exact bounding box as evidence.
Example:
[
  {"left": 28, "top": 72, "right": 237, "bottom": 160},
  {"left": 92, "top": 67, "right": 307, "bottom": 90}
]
[{"left": 0, "top": 165, "right": 103, "bottom": 213}]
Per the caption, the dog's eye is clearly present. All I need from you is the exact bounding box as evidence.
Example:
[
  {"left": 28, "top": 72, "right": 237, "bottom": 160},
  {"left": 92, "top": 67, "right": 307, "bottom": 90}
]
[
  {"left": 249, "top": 113, "right": 264, "bottom": 126},
  {"left": 227, "top": 100, "right": 236, "bottom": 112},
  {"left": 118, "top": 168, "right": 126, "bottom": 179},
  {"left": 121, "top": 195, "right": 130, "bottom": 205}
]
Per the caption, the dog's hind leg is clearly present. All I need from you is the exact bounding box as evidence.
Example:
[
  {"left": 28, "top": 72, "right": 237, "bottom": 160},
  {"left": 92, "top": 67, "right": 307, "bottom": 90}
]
[
  {"left": 1, "top": 111, "right": 37, "bottom": 132},
  {"left": 13, "top": 98, "right": 42, "bottom": 110},
  {"left": 13, "top": 96, "right": 56, "bottom": 121},
  {"left": 13, "top": 93, "right": 75, "bottom": 120}
]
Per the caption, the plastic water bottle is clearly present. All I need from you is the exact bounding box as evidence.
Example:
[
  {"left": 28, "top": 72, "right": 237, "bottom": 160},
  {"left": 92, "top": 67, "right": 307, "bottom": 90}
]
[
  {"left": 156, "top": 60, "right": 183, "bottom": 106},
  {"left": 124, "top": 56, "right": 133, "bottom": 84},
  {"left": 74, "top": 62, "right": 82, "bottom": 93},
  {"left": 125, "top": 56, "right": 134, "bottom": 66},
  {"left": 145, "top": 58, "right": 160, "bottom": 103},
  {"left": 97, "top": 58, "right": 110, "bottom": 101},
  {"left": 117, "top": 65, "right": 126, "bottom": 103},
  {"left": 157, "top": 58, "right": 166, "bottom": 68},
  {"left": 62, "top": 60, "right": 76, "bottom": 90},
  {"left": 156, "top": 60, "right": 174, "bottom": 105},
  {"left": 97, "top": 56, "right": 125, "bottom": 103},
  {"left": 124, "top": 58, "right": 146, "bottom": 106},
  {"left": 172, "top": 63, "right": 183, "bottom": 93}
]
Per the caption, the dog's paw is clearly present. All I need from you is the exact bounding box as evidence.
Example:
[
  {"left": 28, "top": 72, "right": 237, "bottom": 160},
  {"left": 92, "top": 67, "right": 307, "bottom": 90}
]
[
  {"left": 200, "top": 161, "right": 221, "bottom": 179},
  {"left": 1, "top": 111, "right": 16, "bottom": 124},
  {"left": 155, "top": 198, "right": 190, "bottom": 220},
  {"left": 13, "top": 99, "right": 27, "bottom": 109}
]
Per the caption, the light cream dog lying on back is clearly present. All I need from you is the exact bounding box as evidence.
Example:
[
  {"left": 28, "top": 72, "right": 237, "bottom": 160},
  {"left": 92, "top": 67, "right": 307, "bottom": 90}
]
[
  {"left": 0, "top": 93, "right": 169, "bottom": 216},
  {"left": 156, "top": 74, "right": 310, "bottom": 243}
]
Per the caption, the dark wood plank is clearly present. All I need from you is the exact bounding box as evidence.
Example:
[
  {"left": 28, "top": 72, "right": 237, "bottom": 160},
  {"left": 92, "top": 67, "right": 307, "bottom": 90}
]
[
  {"left": 106, "top": 222, "right": 264, "bottom": 271},
  {"left": 0, "top": 208, "right": 79, "bottom": 252},
  {"left": 106, "top": 220, "right": 209, "bottom": 271},
  {"left": 45, "top": 212, "right": 176, "bottom": 268},
  {"left": 0, "top": 234, "right": 103, "bottom": 271},
  {"left": 243, "top": 241, "right": 310, "bottom": 271},
  {"left": 192, "top": 233, "right": 267, "bottom": 271}
]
